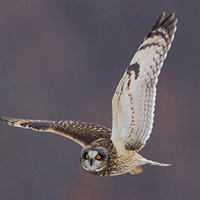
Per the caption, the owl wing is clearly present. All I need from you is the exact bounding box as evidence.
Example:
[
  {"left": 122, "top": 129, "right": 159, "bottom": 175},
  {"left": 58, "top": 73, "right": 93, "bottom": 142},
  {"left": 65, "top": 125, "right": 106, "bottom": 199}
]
[
  {"left": 111, "top": 12, "right": 177, "bottom": 152},
  {"left": 0, "top": 116, "right": 111, "bottom": 147}
]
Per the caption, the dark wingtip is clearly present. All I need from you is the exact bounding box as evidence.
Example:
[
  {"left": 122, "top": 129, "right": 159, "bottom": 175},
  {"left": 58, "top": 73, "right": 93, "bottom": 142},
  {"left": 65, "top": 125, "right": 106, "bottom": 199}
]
[
  {"left": 0, "top": 116, "right": 11, "bottom": 125},
  {"left": 146, "top": 12, "right": 177, "bottom": 40},
  {"left": 158, "top": 11, "right": 166, "bottom": 23},
  {"left": 157, "top": 12, "right": 177, "bottom": 27},
  {"left": 161, "top": 12, "right": 177, "bottom": 28}
]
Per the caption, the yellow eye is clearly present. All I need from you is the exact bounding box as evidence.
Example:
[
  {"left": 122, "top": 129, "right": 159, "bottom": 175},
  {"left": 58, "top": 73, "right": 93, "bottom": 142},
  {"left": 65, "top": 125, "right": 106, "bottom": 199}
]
[
  {"left": 96, "top": 154, "right": 101, "bottom": 160},
  {"left": 85, "top": 154, "right": 89, "bottom": 159}
]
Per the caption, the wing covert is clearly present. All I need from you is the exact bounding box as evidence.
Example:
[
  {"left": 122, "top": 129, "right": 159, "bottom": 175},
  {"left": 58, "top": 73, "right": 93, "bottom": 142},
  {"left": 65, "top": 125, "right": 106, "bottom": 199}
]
[
  {"left": 0, "top": 116, "right": 111, "bottom": 147},
  {"left": 111, "top": 12, "right": 177, "bottom": 152}
]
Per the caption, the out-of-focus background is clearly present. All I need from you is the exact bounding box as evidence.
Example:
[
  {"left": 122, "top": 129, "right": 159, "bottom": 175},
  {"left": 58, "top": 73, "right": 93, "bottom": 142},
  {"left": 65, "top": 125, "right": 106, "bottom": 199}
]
[{"left": 0, "top": 0, "right": 199, "bottom": 200}]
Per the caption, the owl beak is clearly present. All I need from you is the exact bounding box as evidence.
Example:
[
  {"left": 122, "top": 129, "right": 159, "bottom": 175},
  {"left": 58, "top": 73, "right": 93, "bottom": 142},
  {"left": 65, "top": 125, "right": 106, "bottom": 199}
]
[{"left": 90, "top": 159, "right": 93, "bottom": 166}]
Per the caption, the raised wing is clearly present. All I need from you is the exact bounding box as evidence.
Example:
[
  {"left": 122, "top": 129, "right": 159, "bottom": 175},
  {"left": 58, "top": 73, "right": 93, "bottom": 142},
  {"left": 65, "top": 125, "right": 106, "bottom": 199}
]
[
  {"left": 111, "top": 12, "right": 177, "bottom": 152},
  {"left": 0, "top": 116, "right": 111, "bottom": 147}
]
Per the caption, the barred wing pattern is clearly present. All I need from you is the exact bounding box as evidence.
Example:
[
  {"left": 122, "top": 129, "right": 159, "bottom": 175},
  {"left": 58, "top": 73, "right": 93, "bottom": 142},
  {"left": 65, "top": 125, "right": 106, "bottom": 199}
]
[
  {"left": 111, "top": 12, "right": 177, "bottom": 152},
  {"left": 0, "top": 116, "right": 111, "bottom": 147}
]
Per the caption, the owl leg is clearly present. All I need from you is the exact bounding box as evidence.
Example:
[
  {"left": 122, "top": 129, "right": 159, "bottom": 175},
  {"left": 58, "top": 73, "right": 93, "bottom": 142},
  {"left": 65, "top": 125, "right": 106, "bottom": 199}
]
[{"left": 129, "top": 166, "right": 143, "bottom": 175}]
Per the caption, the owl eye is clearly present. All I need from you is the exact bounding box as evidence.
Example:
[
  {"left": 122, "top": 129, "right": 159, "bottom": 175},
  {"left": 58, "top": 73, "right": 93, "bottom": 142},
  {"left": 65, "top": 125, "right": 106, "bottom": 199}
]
[
  {"left": 96, "top": 154, "right": 102, "bottom": 160},
  {"left": 85, "top": 153, "right": 89, "bottom": 159}
]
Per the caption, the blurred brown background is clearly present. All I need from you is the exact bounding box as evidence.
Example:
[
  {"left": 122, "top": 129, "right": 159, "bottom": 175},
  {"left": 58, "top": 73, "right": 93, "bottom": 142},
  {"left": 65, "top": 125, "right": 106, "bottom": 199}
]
[{"left": 0, "top": 0, "right": 199, "bottom": 200}]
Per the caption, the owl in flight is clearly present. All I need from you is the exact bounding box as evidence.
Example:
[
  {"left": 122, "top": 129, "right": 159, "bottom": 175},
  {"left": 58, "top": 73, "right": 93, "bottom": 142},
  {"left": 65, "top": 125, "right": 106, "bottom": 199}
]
[{"left": 0, "top": 12, "right": 177, "bottom": 176}]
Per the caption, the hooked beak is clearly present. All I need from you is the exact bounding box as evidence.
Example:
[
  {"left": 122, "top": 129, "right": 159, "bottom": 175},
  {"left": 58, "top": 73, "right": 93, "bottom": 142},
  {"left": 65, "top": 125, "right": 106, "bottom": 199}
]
[{"left": 90, "top": 159, "right": 93, "bottom": 166}]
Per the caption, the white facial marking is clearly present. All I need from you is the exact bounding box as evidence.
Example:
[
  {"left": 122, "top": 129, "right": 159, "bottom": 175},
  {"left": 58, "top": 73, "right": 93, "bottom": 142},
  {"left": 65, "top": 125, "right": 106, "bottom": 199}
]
[
  {"left": 88, "top": 150, "right": 98, "bottom": 158},
  {"left": 82, "top": 149, "right": 106, "bottom": 172}
]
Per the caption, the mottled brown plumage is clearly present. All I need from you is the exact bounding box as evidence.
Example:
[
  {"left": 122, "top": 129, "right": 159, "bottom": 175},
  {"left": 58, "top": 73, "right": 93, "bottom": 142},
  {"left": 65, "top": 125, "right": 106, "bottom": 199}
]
[
  {"left": 0, "top": 12, "right": 177, "bottom": 176},
  {"left": 0, "top": 116, "right": 111, "bottom": 147}
]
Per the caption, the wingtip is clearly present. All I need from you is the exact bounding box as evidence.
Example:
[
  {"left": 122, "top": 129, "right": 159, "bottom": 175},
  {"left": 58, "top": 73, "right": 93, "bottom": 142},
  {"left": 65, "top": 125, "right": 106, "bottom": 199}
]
[
  {"left": 169, "top": 12, "right": 175, "bottom": 19},
  {"left": 161, "top": 11, "right": 166, "bottom": 18},
  {"left": 0, "top": 116, "right": 8, "bottom": 123},
  {"left": 0, "top": 116, "right": 16, "bottom": 126},
  {"left": 163, "top": 163, "right": 171, "bottom": 167},
  {"left": 160, "top": 12, "right": 177, "bottom": 24},
  {"left": 156, "top": 12, "right": 166, "bottom": 24},
  {"left": 151, "top": 12, "right": 177, "bottom": 33}
]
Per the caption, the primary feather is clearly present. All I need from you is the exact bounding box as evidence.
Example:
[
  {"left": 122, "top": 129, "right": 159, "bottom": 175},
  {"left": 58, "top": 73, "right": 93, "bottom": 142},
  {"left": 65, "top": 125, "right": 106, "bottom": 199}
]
[{"left": 111, "top": 12, "right": 177, "bottom": 152}]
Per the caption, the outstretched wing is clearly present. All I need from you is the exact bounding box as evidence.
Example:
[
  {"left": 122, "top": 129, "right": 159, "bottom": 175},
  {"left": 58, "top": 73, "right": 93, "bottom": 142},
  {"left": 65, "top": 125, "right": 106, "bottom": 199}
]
[
  {"left": 111, "top": 12, "right": 177, "bottom": 152},
  {"left": 0, "top": 116, "right": 111, "bottom": 147}
]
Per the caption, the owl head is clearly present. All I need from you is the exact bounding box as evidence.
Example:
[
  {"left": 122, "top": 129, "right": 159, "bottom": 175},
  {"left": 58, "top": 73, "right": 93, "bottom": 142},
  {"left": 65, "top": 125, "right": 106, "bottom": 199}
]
[{"left": 80, "top": 145, "right": 109, "bottom": 173}]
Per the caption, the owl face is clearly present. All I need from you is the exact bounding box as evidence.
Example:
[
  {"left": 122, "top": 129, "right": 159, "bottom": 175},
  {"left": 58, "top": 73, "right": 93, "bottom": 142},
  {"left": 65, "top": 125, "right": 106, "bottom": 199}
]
[{"left": 80, "top": 146, "right": 109, "bottom": 173}]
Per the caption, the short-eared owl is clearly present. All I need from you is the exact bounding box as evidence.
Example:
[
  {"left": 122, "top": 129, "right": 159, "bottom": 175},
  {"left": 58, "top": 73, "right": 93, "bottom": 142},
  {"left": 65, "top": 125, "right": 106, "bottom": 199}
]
[{"left": 0, "top": 12, "right": 177, "bottom": 176}]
